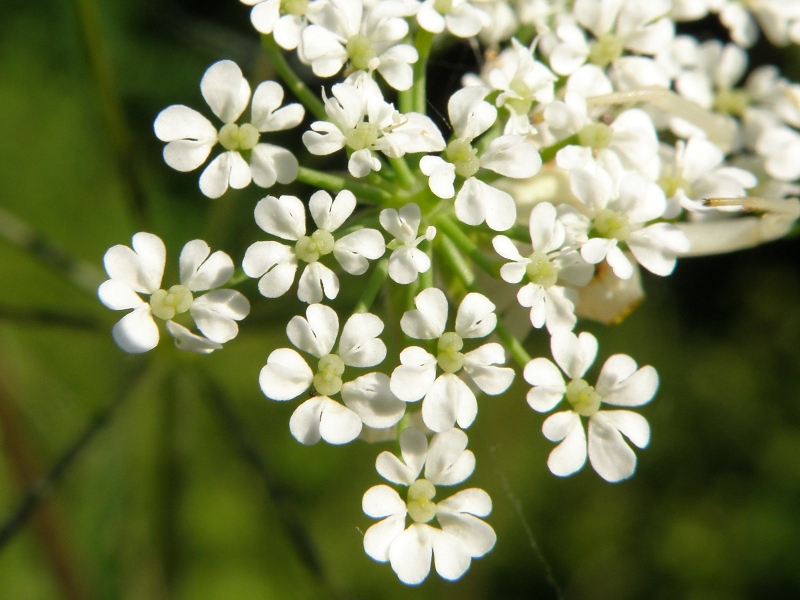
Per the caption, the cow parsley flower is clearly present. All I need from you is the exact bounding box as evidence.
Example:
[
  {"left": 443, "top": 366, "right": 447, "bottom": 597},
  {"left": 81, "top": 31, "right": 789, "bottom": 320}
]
[
  {"left": 524, "top": 331, "right": 658, "bottom": 482},
  {"left": 98, "top": 233, "right": 250, "bottom": 354},
  {"left": 492, "top": 202, "right": 594, "bottom": 333},
  {"left": 416, "top": 0, "right": 491, "bottom": 38},
  {"left": 242, "top": 190, "right": 386, "bottom": 303},
  {"left": 419, "top": 86, "right": 541, "bottom": 231},
  {"left": 390, "top": 288, "right": 514, "bottom": 432},
  {"left": 259, "top": 303, "right": 404, "bottom": 444},
  {"left": 380, "top": 203, "right": 437, "bottom": 285},
  {"left": 154, "top": 60, "right": 304, "bottom": 198},
  {"left": 362, "top": 427, "right": 496, "bottom": 584},
  {"left": 240, "top": 0, "right": 310, "bottom": 50}
]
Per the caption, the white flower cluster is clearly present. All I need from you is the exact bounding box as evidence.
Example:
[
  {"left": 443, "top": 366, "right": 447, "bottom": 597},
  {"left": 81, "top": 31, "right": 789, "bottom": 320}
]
[{"left": 98, "top": 0, "right": 800, "bottom": 587}]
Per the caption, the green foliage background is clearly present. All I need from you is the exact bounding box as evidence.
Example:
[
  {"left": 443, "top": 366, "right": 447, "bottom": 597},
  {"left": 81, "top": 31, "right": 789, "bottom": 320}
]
[{"left": 1, "top": 1, "right": 799, "bottom": 598}]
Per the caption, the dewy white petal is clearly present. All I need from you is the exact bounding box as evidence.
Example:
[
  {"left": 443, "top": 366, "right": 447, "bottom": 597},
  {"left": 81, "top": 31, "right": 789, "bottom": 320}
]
[
  {"left": 112, "top": 307, "right": 159, "bottom": 354},
  {"left": 342, "top": 373, "right": 404, "bottom": 429},
  {"left": 179, "top": 240, "right": 233, "bottom": 291},
  {"left": 455, "top": 293, "right": 496, "bottom": 339},
  {"left": 254, "top": 194, "right": 306, "bottom": 241},
  {"left": 259, "top": 347, "right": 313, "bottom": 401},
  {"left": 401, "top": 287, "right": 448, "bottom": 340},
  {"left": 242, "top": 241, "right": 297, "bottom": 298},
  {"left": 298, "top": 262, "right": 339, "bottom": 303},
  {"left": 422, "top": 373, "right": 477, "bottom": 432},
  {"left": 334, "top": 229, "right": 386, "bottom": 275},
  {"left": 390, "top": 524, "right": 433, "bottom": 585},
  {"left": 463, "top": 343, "right": 514, "bottom": 395},
  {"left": 338, "top": 312, "right": 386, "bottom": 367},
  {"left": 542, "top": 410, "right": 587, "bottom": 477},
  {"left": 165, "top": 321, "right": 221, "bottom": 354},
  {"left": 287, "top": 303, "right": 339, "bottom": 358},
  {"left": 289, "top": 395, "right": 362, "bottom": 445},
  {"left": 200, "top": 60, "right": 251, "bottom": 124},
  {"left": 390, "top": 347, "right": 438, "bottom": 402}
]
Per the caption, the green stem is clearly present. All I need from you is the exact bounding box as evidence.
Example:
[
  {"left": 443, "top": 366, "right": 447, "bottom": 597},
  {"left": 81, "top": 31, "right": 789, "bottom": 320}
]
[
  {"left": 353, "top": 258, "right": 389, "bottom": 313},
  {"left": 296, "top": 167, "right": 393, "bottom": 205},
  {"left": 436, "top": 234, "right": 532, "bottom": 368},
  {"left": 261, "top": 35, "right": 327, "bottom": 121},
  {"left": 387, "top": 156, "right": 417, "bottom": 189},
  {"left": 539, "top": 133, "right": 579, "bottom": 164},
  {"left": 435, "top": 215, "right": 502, "bottom": 278},
  {"left": 413, "top": 29, "right": 435, "bottom": 114},
  {"left": 419, "top": 240, "right": 433, "bottom": 289}
]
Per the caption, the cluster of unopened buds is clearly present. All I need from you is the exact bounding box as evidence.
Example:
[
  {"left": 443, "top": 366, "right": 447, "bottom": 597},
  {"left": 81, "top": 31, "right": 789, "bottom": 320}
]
[{"left": 98, "top": 0, "right": 800, "bottom": 585}]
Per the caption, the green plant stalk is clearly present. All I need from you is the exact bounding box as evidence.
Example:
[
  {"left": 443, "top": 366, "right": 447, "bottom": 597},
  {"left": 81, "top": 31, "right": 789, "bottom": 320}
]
[
  {"left": 296, "top": 167, "right": 393, "bottom": 205},
  {"left": 353, "top": 258, "right": 389, "bottom": 313},
  {"left": 261, "top": 35, "right": 327, "bottom": 121},
  {"left": 387, "top": 156, "right": 417, "bottom": 189},
  {"left": 436, "top": 215, "right": 502, "bottom": 278},
  {"left": 413, "top": 29, "right": 435, "bottom": 114}
]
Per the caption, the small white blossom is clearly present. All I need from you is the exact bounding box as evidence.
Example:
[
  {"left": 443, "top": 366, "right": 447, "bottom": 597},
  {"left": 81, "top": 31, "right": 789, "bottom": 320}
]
[
  {"left": 362, "top": 427, "right": 495, "bottom": 584},
  {"left": 243, "top": 190, "right": 386, "bottom": 303},
  {"left": 380, "top": 203, "right": 437, "bottom": 284},
  {"left": 98, "top": 233, "right": 250, "bottom": 354},
  {"left": 493, "top": 202, "right": 593, "bottom": 333},
  {"left": 240, "top": 0, "right": 310, "bottom": 49},
  {"left": 417, "top": 0, "right": 491, "bottom": 38},
  {"left": 390, "top": 288, "right": 514, "bottom": 432},
  {"left": 154, "top": 60, "right": 304, "bottom": 198},
  {"left": 303, "top": 78, "right": 445, "bottom": 178},
  {"left": 259, "top": 303, "right": 404, "bottom": 444},
  {"left": 524, "top": 331, "right": 658, "bottom": 482}
]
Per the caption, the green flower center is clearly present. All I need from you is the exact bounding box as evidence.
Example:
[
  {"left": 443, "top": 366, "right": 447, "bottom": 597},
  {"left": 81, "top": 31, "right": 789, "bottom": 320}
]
[
  {"left": 345, "top": 121, "right": 380, "bottom": 151},
  {"left": 295, "top": 230, "right": 335, "bottom": 263},
  {"left": 445, "top": 138, "right": 481, "bottom": 179},
  {"left": 714, "top": 88, "right": 750, "bottom": 117},
  {"left": 407, "top": 478, "right": 437, "bottom": 523},
  {"left": 433, "top": 0, "right": 453, "bottom": 13},
  {"left": 594, "top": 208, "right": 632, "bottom": 241},
  {"left": 588, "top": 34, "right": 624, "bottom": 67},
  {"left": 218, "top": 123, "right": 260, "bottom": 151},
  {"left": 313, "top": 354, "right": 345, "bottom": 397},
  {"left": 280, "top": 0, "right": 308, "bottom": 16},
  {"left": 437, "top": 331, "right": 465, "bottom": 374},
  {"left": 658, "top": 167, "right": 692, "bottom": 199},
  {"left": 150, "top": 285, "right": 193, "bottom": 320},
  {"left": 526, "top": 251, "right": 560, "bottom": 288},
  {"left": 346, "top": 34, "right": 377, "bottom": 71},
  {"left": 578, "top": 122, "right": 614, "bottom": 150},
  {"left": 565, "top": 378, "right": 602, "bottom": 417}
]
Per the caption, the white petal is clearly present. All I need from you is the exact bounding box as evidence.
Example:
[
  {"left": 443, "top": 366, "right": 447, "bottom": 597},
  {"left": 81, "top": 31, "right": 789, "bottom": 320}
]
[
  {"left": 298, "top": 262, "right": 339, "bottom": 303},
  {"left": 103, "top": 232, "right": 165, "bottom": 294},
  {"left": 310, "top": 189, "right": 355, "bottom": 233},
  {"left": 242, "top": 241, "right": 297, "bottom": 298},
  {"left": 598, "top": 359, "right": 658, "bottom": 407},
  {"left": 338, "top": 312, "right": 385, "bottom": 367},
  {"left": 334, "top": 229, "right": 386, "bottom": 275},
  {"left": 448, "top": 87, "right": 495, "bottom": 140},
  {"left": 389, "top": 524, "right": 433, "bottom": 585},
  {"left": 199, "top": 151, "right": 251, "bottom": 199},
  {"left": 430, "top": 529, "right": 472, "bottom": 581},
  {"left": 259, "top": 347, "right": 313, "bottom": 400},
  {"left": 550, "top": 330, "right": 597, "bottom": 379},
  {"left": 463, "top": 344, "right": 514, "bottom": 395},
  {"left": 154, "top": 104, "right": 217, "bottom": 142},
  {"left": 111, "top": 307, "right": 159, "bottom": 354},
  {"left": 524, "top": 358, "right": 567, "bottom": 412},
  {"left": 437, "top": 510, "right": 496, "bottom": 559},
  {"left": 287, "top": 303, "right": 339, "bottom": 358},
  {"left": 606, "top": 245, "right": 635, "bottom": 280},
  {"left": 342, "top": 373, "right": 404, "bottom": 429},
  {"left": 455, "top": 293, "right": 496, "bottom": 339},
  {"left": 587, "top": 411, "right": 645, "bottom": 482},
  {"left": 390, "top": 347, "right": 438, "bottom": 402},
  {"left": 480, "top": 136, "right": 541, "bottom": 178},
  {"left": 364, "top": 514, "right": 407, "bottom": 564},
  {"left": 542, "top": 411, "right": 587, "bottom": 477},
  {"left": 179, "top": 240, "right": 233, "bottom": 291},
  {"left": 162, "top": 140, "right": 216, "bottom": 173},
  {"left": 388, "top": 246, "right": 429, "bottom": 284},
  {"left": 250, "top": 80, "right": 284, "bottom": 129},
  {"left": 200, "top": 60, "right": 250, "bottom": 123},
  {"left": 253, "top": 194, "right": 306, "bottom": 240},
  {"left": 401, "top": 287, "right": 448, "bottom": 339},
  {"left": 424, "top": 428, "right": 474, "bottom": 485},
  {"left": 398, "top": 426, "right": 430, "bottom": 480},
  {"left": 454, "top": 178, "right": 516, "bottom": 232},
  {"left": 627, "top": 223, "right": 690, "bottom": 276},
  {"left": 189, "top": 289, "right": 250, "bottom": 343},
  {"left": 289, "top": 396, "right": 362, "bottom": 445},
  {"left": 437, "top": 487, "right": 492, "bottom": 518},
  {"left": 420, "top": 155, "right": 456, "bottom": 199},
  {"left": 97, "top": 280, "right": 146, "bottom": 311},
  {"left": 363, "top": 485, "right": 406, "bottom": 519},
  {"left": 165, "top": 320, "right": 221, "bottom": 354},
  {"left": 422, "top": 374, "right": 477, "bottom": 432},
  {"left": 250, "top": 144, "right": 299, "bottom": 188}
]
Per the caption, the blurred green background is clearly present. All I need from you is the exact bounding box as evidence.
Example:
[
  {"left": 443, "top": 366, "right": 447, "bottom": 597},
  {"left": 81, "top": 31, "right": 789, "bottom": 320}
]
[{"left": 1, "top": 0, "right": 800, "bottom": 598}]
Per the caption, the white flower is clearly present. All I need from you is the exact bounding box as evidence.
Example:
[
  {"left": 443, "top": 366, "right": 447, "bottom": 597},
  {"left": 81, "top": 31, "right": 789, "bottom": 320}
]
[
  {"left": 380, "top": 203, "right": 437, "bottom": 284},
  {"left": 569, "top": 166, "right": 691, "bottom": 279},
  {"left": 242, "top": 190, "right": 386, "bottom": 303},
  {"left": 301, "top": 0, "right": 418, "bottom": 90},
  {"left": 416, "top": 0, "right": 491, "bottom": 38},
  {"left": 493, "top": 202, "right": 593, "bottom": 333},
  {"left": 303, "top": 78, "right": 445, "bottom": 178},
  {"left": 259, "top": 303, "right": 404, "bottom": 444},
  {"left": 390, "top": 288, "right": 514, "bottom": 432},
  {"left": 241, "top": 0, "right": 310, "bottom": 50},
  {"left": 524, "top": 331, "right": 658, "bottom": 482},
  {"left": 756, "top": 125, "right": 800, "bottom": 182},
  {"left": 362, "top": 427, "right": 496, "bottom": 584},
  {"left": 98, "top": 233, "right": 250, "bottom": 354},
  {"left": 154, "top": 60, "right": 304, "bottom": 198},
  {"left": 419, "top": 86, "right": 541, "bottom": 231}
]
